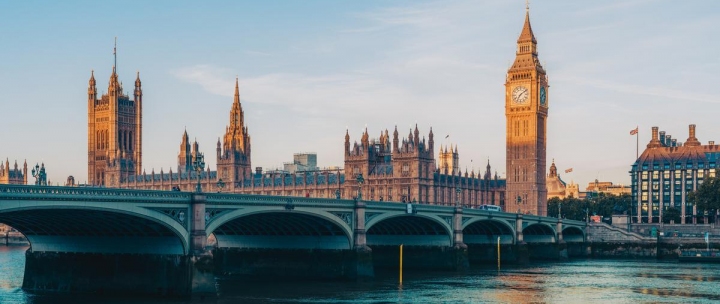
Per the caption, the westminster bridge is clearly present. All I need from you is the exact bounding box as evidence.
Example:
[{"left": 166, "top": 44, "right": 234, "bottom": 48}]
[{"left": 0, "top": 184, "right": 586, "bottom": 298}]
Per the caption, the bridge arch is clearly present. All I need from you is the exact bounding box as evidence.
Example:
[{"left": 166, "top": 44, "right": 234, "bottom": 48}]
[
  {"left": 0, "top": 205, "right": 189, "bottom": 255},
  {"left": 522, "top": 223, "right": 556, "bottom": 243},
  {"left": 366, "top": 214, "right": 452, "bottom": 246},
  {"left": 462, "top": 219, "right": 515, "bottom": 245},
  {"left": 207, "top": 209, "right": 353, "bottom": 250},
  {"left": 562, "top": 226, "right": 585, "bottom": 243}
]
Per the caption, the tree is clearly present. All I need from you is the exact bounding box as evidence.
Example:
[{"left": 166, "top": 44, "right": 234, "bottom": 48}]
[
  {"left": 689, "top": 176, "right": 720, "bottom": 223},
  {"left": 663, "top": 207, "right": 681, "bottom": 224},
  {"left": 547, "top": 193, "right": 630, "bottom": 223}
]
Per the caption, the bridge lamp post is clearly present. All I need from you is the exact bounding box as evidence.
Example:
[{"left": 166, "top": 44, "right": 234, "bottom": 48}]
[
  {"left": 356, "top": 173, "right": 364, "bottom": 201},
  {"left": 216, "top": 178, "right": 225, "bottom": 193},
  {"left": 558, "top": 200, "right": 562, "bottom": 219},
  {"left": 32, "top": 163, "right": 41, "bottom": 185},
  {"left": 516, "top": 195, "right": 522, "bottom": 213},
  {"left": 31, "top": 163, "right": 47, "bottom": 186},
  {"left": 455, "top": 186, "right": 462, "bottom": 207},
  {"left": 192, "top": 153, "right": 205, "bottom": 193}
]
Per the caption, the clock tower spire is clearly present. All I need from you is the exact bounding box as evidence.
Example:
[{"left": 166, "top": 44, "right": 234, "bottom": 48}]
[{"left": 505, "top": 3, "right": 549, "bottom": 216}]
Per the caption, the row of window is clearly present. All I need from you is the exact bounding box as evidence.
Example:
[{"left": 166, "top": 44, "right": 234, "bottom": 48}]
[
  {"left": 639, "top": 169, "right": 716, "bottom": 180},
  {"left": 639, "top": 162, "right": 716, "bottom": 171}
]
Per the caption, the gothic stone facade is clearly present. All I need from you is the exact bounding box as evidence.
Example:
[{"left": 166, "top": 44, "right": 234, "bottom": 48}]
[
  {"left": 84, "top": 14, "right": 560, "bottom": 208},
  {"left": 505, "top": 8, "right": 549, "bottom": 216},
  {"left": 87, "top": 67, "right": 142, "bottom": 186},
  {"left": 0, "top": 159, "right": 27, "bottom": 185},
  {"left": 92, "top": 78, "right": 504, "bottom": 207}
]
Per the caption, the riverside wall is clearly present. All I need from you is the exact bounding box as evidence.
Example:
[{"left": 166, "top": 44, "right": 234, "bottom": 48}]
[{"left": 586, "top": 222, "right": 719, "bottom": 259}]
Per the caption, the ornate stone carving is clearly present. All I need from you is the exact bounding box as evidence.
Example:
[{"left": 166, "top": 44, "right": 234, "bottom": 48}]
[
  {"left": 441, "top": 216, "right": 453, "bottom": 227},
  {"left": 145, "top": 207, "right": 188, "bottom": 226},
  {"left": 330, "top": 212, "right": 352, "bottom": 226},
  {"left": 204, "top": 208, "right": 235, "bottom": 227}
]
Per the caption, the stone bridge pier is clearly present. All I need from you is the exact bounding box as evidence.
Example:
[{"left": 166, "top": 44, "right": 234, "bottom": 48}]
[{"left": 187, "top": 194, "right": 216, "bottom": 298}]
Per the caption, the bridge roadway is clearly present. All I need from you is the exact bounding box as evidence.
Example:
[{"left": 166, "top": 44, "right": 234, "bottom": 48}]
[{"left": 0, "top": 184, "right": 586, "bottom": 298}]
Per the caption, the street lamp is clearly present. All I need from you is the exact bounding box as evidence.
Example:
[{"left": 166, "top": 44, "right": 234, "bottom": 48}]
[
  {"left": 192, "top": 153, "right": 205, "bottom": 193},
  {"left": 216, "top": 178, "right": 225, "bottom": 193},
  {"left": 585, "top": 208, "right": 590, "bottom": 223},
  {"left": 31, "top": 163, "right": 47, "bottom": 186},
  {"left": 558, "top": 200, "right": 562, "bottom": 219},
  {"left": 517, "top": 195, "right": 522, "bottom": 213},
  {"left": 356, "top": 173, "right": 364, "bottom": 200}
]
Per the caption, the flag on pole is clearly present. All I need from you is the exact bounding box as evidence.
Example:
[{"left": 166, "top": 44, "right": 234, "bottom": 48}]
[
  {"left": 445, "top": 135, "right": 449, "bottom": 139},
  {"left": 630, "top": 127, "right": 638, "bottom": 135},
  {"left": 565, "top": 168, "right": 573, "bottom": 173}
]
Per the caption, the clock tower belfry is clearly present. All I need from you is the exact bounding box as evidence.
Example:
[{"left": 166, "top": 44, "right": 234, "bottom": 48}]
[{"left": 505, "top": 4, "right": 549, "bottom": 216}]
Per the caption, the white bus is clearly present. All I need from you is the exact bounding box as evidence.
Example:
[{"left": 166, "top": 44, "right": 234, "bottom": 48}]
[{"left": 478, "top": 205, "right": 502, "bottom": 212}]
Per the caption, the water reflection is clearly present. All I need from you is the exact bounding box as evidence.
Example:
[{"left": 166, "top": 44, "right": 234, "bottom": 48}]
[{"left": 2, "top": 245, "right": 720, "bottom": 304}]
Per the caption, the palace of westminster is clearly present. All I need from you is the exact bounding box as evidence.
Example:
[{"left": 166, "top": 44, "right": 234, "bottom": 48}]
[
  {"left": 6, "top": 8, "right": 555, "bottom": 216},
  {"left": 3, "top": 6, "right": 715, "bottom": 225}
]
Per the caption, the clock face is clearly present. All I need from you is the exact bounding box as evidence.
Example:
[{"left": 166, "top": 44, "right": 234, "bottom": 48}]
[
  {"left": 540, "top": 87, "right": 547, "bottom": 106},
  {"left": 512, "top": 86, "right": 529, "bottom": 104}
]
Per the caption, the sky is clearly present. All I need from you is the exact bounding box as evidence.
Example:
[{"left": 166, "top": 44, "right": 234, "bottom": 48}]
[{"left": 1, "top": 0, "right": 719, "bottom": 188}]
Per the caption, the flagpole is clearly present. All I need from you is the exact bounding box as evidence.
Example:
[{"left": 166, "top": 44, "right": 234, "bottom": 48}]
[{"left": 636, "top": 125, "right": 639, "bottom": 160}]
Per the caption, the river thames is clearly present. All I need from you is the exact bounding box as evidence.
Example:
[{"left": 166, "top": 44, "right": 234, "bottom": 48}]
[{"left": 1, "top": 246, "right": 719, "bottom": 303}]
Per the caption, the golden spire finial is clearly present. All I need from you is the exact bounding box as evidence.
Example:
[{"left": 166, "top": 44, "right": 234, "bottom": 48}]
[{"left": 526, "top": 0, "right": 529, "bottom": 12}]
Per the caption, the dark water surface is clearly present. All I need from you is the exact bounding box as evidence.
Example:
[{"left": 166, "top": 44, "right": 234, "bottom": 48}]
[{"left": 1, "top": 246, "right": 719, "bottom": 303}]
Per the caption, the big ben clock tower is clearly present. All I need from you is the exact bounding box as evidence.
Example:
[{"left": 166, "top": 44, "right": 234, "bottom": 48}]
[{"left": 505, "top": 4, "right": 549, "bottom": 216}]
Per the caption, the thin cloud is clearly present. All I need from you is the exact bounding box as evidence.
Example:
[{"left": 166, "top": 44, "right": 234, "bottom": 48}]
[
  {"left": 172, "top": 65, "right": 417, "bottom": 115},
  {"left": 172, "top": 65, "right": 235, "bottom": 97},
  {"left": 558, "top": 76, "right": 719, "bottom": 104},
  {"left": 574, "top": 0, "right": 656, "bottom": 16},
  {"left": 244, "top": 50, "right": 272, "bottom": 56}
]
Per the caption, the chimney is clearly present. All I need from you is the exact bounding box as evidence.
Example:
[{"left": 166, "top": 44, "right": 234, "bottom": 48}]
[
  {"left": 671, "top": 139, "right": 677, "bottom": 147},
  {"left": 666, "top": 135, "right": 672, "bottom": 146},
  {"left": 647, "top": 126, "right": 661, "bottom": 148},
  {"left": 710, "top": 141, "right": 715, "bottom": 145},
  {"left": 685, "top": 124, "right": 701, "bottom": 147},
  {"left": 652, "top": 127, "right": 659, "bottom": 141},
  {"left": 255, "top": 167, "right": 262, "bottom": 175},
  {"left": 659, "top": 131, "right": 666, "bottom": 145},
  {"left": 690, "top": 124, "right": 696, "bottom": 138}
]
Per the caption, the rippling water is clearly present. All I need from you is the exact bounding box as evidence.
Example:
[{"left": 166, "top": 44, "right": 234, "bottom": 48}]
[{"left": 1, "top": 245, "right": 719, "bottom": 303}]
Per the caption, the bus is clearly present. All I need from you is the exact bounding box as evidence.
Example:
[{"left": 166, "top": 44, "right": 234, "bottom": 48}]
[{"left": 478, "top": 205, "right": 502, "bottom": 212}]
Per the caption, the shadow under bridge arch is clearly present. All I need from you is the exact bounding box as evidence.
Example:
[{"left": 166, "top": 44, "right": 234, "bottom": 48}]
[
  {"left": 210, "top": 212, "right": 352, "bottom": 250},
  {"left": 523, "top": 223, "right": 556, "bottom": 243},
  {"left": 366, "top": 215, "right": 451, "bottom": 246},
  {"left": 463, "top": 219, "right": 515, "bottom": 245},
  {"left": 562, "top": 226, "right": 585, "bottom": 243},
  {"left": 0, "top": 208, "right": 187, "bottom": 255}
]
